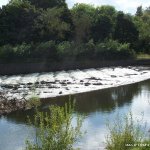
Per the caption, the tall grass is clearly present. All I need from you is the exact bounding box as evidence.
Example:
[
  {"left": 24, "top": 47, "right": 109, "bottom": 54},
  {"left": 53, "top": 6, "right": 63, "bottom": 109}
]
[
  {"left": 25, "top": 101, "right": 84, "bottom": 150},
  {"left": 105, "top": 112, "right": 150, "bottom": 150}
]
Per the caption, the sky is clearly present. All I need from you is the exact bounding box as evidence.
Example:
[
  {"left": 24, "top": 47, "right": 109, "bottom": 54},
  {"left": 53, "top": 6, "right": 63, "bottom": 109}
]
[
  {"left": 0, "top": 0, "right": 150, "bottom": 14},
  {"left": 0, "top": 0, "right": 8, "bottom": 7}
]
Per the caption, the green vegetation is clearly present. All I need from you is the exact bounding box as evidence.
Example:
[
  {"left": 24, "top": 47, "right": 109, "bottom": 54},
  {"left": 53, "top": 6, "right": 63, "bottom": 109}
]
[
  {"left": 0, "top": 40, "right": 135, "bottom": 62},
  {"left": 25, "top": 101, "right": 84, "bottom": 150},
  {"left": 26, "top": 96, "right": 41, "bottom": 109},
  {"left": 0, "top": 1, "right": 149, "bottom": 62},
  {"left": 137, "top": 54, "right": 150, "bottom": 60},
  {"left": 106, "top": 112, "right": 150, "bottom": 150}
]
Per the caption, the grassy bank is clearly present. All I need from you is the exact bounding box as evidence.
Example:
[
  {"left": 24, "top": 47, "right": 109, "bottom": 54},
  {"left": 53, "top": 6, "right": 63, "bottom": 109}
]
[{"left": 137, "top": 54, "right": 150, "bottom": 60}]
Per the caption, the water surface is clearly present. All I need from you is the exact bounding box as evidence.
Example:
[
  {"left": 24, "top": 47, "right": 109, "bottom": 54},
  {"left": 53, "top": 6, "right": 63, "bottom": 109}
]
[{"left": 0, "top": 80, "right": 150, "bottom": 150}]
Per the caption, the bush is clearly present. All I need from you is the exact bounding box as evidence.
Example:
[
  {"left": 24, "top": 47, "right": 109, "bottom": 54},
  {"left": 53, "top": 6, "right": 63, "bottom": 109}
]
[
  {"left": 106, "top": 112, "right": 149, "bottom": 150},
  {"left": 13, "top": 43, "right": 32, "bottom": 58},
  {"left": 26, "top": 96, "right": 41, "bottom": 109},
  {"left": 75, "top": 40, "right": 95, "bottom": 60},
  {"left": 0, "top": 40, "right": 135, "bottom": 62},
  {"left": 57, "top": 41, "right": 74, "bottom": 60},
  {"left": 33, "top": 41, "right": 58, "bottom": 60},
  {"left": 26, "top": 101, "right": 84, "bottom": 150},
  {"left": 0, "top": 43, "right": 32, "bottom": 60},
  {"left": 0, "top": 45, "right": 15, "bottom": 60},
  {"left": 95, "top": 40, "right": 135, "bottom": 60}
]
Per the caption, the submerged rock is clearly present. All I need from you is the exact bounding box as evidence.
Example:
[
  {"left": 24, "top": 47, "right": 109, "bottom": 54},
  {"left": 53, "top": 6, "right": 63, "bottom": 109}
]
[
  {"left": 84, "top": 83, "right": 91, "bottom": 86},
  {"left": 59, "top": 91, "right": 63, "bottom": 94}
]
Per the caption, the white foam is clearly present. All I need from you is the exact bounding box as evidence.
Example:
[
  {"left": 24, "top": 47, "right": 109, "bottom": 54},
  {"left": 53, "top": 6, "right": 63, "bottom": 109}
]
[{"left": 0, "top": 66, "right": 150, "bottom": 100}]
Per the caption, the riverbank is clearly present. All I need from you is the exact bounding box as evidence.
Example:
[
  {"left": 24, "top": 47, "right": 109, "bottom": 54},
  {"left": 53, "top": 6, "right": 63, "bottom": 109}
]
[
  {"left": 0, "top": 66, "right": 150, "bottom": 115},
  {"left": 0, "top": 59, "right": 150, "bottom": 75},
  {"left": 0, "top": 99, "right": 27, "bottom": 115}
]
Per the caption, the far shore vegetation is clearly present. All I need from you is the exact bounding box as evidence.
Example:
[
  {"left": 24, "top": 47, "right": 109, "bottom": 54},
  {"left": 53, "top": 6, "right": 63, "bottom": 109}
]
[{"left": 0, "top": 1, "right": 149, "bottom": 63}]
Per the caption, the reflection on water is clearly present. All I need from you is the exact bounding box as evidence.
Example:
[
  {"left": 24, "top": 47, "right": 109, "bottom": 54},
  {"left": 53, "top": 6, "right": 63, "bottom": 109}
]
[{"left": 0, "top": 80, "right": 150, "bottom": 150}]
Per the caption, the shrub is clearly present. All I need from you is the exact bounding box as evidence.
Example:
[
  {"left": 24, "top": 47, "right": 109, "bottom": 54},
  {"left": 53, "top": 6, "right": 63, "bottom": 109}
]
[
  {"left": 76, "top": 40, "right": 95, "bottom": 60},
  {"left": 26, "top": 96, "right": 41, "bottom": 109},
  {"left": 95, "top": 40, "right": 135, "bottom": 60},
  {"left": 13, "top": 43, "right": 32, "bottom": 58},
  {"left": 0, "top": 45, "right": 15, "bottom": 60},
  {"left": 0, "top": 43, "right": 32, "bottom": 60},
  {"left": 106, "top": 112, "right": 149, "bottom": 150},
  {"left": 33, "top": 41, "right": 58, "bottom": 60},
  {"left": 26, "top": 101, "right": 84, "bottom": 150},
  {"left": 0, "top": 40, "right": 135, "bottom": 62},
  {"left": 117, "top": 43, "right": 135, "bottom": 59},
  {"left": 57, "top": 41, "right": 74, "bottom": 59}
]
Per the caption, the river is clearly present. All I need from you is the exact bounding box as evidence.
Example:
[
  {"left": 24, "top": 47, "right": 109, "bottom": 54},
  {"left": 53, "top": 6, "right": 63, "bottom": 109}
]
[
  {"left": 0, "top": 78, "right": 150, "bottom": 150},
  {"left": 0, "top": 66, "right": 150, "bottom": 100}
]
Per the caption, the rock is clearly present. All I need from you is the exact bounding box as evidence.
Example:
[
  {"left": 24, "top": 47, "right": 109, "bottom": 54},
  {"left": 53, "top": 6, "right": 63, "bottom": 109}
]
[
  {"left": 27, "top": 83, "right": 33, "bottom": 85},
  {"left": 55, "top": 80, "right": 60, "bottom": 83},
  {"left": 43, "top": 91, "right": 50, "bottom": 93},
  {"left": 93, "top": 83, "right": 103, "bottom": 85},
  {"left": 89, "top": 77, "right": 101, "bottom": 81},
  {"left": 60, "top": 82, "right": 67, "bottom": 86},
  {"left": 67, "top": 82, "right": 72, "bottom": 84},
  {"left": 0, "top": 99, "right": 27, "bottom": 116},
  {"left": 48, "top": 86, "right": 60, "bottom": 89},
  {"left": 125, "top": 74, "right": 137, "bottom": 76},
  {"left": 141, "top": 72, "right": 147, "bottom": 74},
  {"left": 35, "top": 82, "right": 40, "bottom": 85},
  {"left": 59, "top": 91, "right": 62, "bottom": 94},
  {"left": 1, "top": 84, "right": 14, "bottom": 89},
  {"left": 13, "top": 86, "right": 19, "bottom": 90},
  {"left": 40, "top": 81, "right": 46, "bottom": 84},
  {"left": 84, "top": 83, "right": 91, "bottom": 86},
  {"left": 111, "top": 75, "right": 117, "bottom": 78},
  {"left": 49, "top": 81, "right": 56, "bottom": 84},
  {"left": 66, "top": 87, "right": 69, "bottom": 90}
]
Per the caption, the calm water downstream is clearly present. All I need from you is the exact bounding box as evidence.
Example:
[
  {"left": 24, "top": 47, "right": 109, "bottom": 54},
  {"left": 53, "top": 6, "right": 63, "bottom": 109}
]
[{"left": 0, "top": 79, "right": 150, "bottom": 150}]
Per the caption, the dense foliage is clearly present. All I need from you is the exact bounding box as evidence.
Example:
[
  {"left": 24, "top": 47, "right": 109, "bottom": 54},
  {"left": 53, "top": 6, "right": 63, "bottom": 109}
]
[{"left": 0, "top": 1, "right": 149, "bottom": 62}]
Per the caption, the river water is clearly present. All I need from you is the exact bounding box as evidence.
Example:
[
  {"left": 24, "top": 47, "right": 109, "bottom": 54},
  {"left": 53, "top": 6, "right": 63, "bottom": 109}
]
[
  {"left": 0, "top": 66, "right": 150, "bottom": 100},
  {"left": 0, "top": 78, "right": 150, "bottom": 150}
]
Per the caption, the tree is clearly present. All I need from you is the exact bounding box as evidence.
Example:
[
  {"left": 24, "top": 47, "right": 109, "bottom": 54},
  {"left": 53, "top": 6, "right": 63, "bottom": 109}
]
[
  {"left": 0, "top": 0, "right": 39, "bottom": 45},
  {"left": 95, "top": 5, "right": 117, "bottom": 19},
  {"left": 34, "top": 7, "right": 71, "bottom": 42},
  {"left": 92, "top": 14, "right": 113, "bottom": 42},
  {"left": 71, "top": 3, "right": 95, "bottom": 43},
  {"left": 134, "top": 7, "right": 150, "bottom": 53},
  {"left": 136, "top": 6, "right": 143, "bottom": 17},
  {"left": 91, "top": 5, "right": 116, "bottom": 42},
  {"left": 114, "top": 12, "right": 139, "bottom": 48},
  {"left": 28, "top": 0, "right": 67, "bottom": 9}
]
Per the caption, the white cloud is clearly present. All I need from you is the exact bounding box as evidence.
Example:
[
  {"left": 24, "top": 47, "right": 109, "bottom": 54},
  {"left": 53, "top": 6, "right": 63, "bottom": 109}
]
[
  {"left": 66, "top": 0, "right": 150, "bottom": 14},
  {"left": 0, "top": 0, "right": 9, "bottom": 7}
]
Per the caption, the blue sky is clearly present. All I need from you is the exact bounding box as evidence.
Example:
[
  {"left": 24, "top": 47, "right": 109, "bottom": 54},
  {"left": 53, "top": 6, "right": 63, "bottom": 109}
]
[{"left": 0, "top": 0, "right": 150, "bottom": 14}]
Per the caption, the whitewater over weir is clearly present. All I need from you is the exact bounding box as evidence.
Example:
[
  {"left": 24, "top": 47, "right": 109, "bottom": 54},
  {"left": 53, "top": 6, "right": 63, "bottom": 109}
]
[{"left": 0, "top": 66, "right": 150, "bottom": 100}]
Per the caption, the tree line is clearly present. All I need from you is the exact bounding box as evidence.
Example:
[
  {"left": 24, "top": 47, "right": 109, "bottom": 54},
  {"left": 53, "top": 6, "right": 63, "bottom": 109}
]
[{"left": 0, "top": 0, "right": 149, "bottom": 62}]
